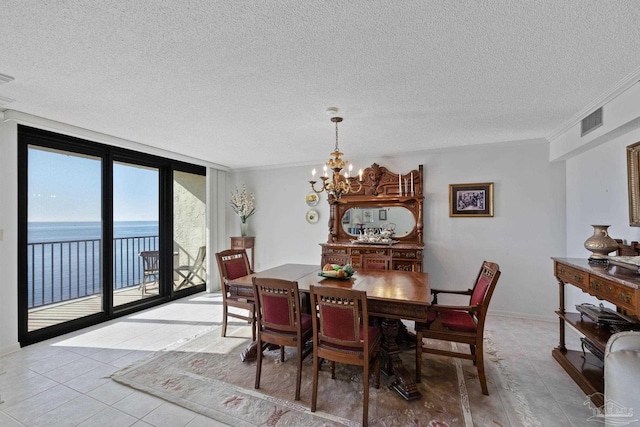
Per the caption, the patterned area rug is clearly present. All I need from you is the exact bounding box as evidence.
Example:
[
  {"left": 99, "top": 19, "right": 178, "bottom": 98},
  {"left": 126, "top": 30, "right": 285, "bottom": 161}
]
[{"left": 111, "top": 324, "right": 538, "bottom": 426}]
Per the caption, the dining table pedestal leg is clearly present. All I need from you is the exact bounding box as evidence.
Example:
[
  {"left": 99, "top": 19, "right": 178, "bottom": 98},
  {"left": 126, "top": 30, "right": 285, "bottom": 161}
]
[{"left": 380, "top": 318, "right": 422, "bottom": 401}]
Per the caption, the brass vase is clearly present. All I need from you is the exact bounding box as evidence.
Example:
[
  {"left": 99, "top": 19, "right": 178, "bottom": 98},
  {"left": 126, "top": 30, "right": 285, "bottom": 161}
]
[{"left": 584, "top": 225, "right": 618, "bottom": 260}]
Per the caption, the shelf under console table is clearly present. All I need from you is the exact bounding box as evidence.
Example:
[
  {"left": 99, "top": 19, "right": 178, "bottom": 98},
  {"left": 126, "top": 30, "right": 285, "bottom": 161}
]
[
  {"left": 552, "top": 257, "right": 640, "bottom": 408},
  {"left": 321, "top": 242, "right": 423, "bottom": 272}
]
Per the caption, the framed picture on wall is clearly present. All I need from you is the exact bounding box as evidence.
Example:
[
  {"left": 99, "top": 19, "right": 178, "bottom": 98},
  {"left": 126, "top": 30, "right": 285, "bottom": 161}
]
[
  {"left": 449, "top": 182, "right": 494, "bottom": 217},
  {"left": 628, "top": 142, "right": 640, "bottom": 226},
  {"left": 378, "top": 209, "right": 387, "bottom": 221}
]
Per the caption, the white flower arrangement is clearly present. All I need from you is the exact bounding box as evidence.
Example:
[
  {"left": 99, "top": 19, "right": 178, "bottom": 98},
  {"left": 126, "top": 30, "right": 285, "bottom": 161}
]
[{"left": 230, "top": 185, "right": 256, "bottom": 223}]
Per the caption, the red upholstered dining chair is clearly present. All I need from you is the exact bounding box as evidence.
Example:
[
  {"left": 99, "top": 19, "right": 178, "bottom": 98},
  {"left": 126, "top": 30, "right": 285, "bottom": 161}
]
[
  {"left": 414, "top": 261, "right": 501, "bottom": 395},
  {"left": 252, "top": 277, "right": 313, "bottom": 401},
  {"left": 361, "top": 254, "right": 391, "bottom": 270},
  {"left": 215, "top": 249, "right": 256, "bottom": 341},
  {"left": 309, "top": 285, "right": 381, "bottom": 427}
]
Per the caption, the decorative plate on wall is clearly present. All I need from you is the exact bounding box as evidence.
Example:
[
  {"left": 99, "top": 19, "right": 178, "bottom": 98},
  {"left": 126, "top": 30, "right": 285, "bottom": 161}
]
[
  {"left": 305, "top": 192, "right": 320, "bottom": 206},
  {"left": 306, "top": 209, "right": 319, "bottom": 224}
]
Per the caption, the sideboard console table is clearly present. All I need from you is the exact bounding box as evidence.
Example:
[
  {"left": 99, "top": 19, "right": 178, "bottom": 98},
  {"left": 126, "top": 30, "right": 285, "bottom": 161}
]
[
  {"left": 552, "top": 257, "right": 640, "bottom": 407},
  {"left": 320, "top": 242, "right": 423, "bottom": 272}
]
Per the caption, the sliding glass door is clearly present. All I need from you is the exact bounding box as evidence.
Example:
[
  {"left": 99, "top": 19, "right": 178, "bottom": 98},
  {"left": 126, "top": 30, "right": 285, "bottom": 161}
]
[
  {"left": 172, "top": 170, "right": 206, "bottom": 292},
  {"left": 18, "top": 125, "right": 207, "bottom": 346},
  {"left": 26, "top": 147, "right": 103, "bottom": 332},
  {"left": 113, "top": 162, "right": 160, "bottom": 306}
]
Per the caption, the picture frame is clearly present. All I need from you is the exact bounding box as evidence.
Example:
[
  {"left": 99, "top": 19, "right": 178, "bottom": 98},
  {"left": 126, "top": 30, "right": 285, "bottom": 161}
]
[
  {"left": 449, "top": 182, "right": 494, "bottom": 217},
  {"left": 378, "top": 209, "right": 387, "bottom": 221},
  {"left": 627, "top": 142, "right": 640, "bottom": 226}
]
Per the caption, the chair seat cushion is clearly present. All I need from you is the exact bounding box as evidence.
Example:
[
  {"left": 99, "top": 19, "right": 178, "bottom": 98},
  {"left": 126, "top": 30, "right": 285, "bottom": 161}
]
[
  {"left": 300, "top": 313, "right": 313, "bottom": 332},
  {"left": 439, "top": 310, "right": 477, "bottom": 332}
]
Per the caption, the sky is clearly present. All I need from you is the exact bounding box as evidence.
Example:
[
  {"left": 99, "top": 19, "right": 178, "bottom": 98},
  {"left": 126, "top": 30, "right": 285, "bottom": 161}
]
[{"left": 28, "top": 147, "right": 159, "bottom": 222}]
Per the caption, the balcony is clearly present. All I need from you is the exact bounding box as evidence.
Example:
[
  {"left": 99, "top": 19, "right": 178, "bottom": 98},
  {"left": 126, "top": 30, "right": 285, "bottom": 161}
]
[{"left": 27, "top": 235, "right": 202, "bottom": 331}]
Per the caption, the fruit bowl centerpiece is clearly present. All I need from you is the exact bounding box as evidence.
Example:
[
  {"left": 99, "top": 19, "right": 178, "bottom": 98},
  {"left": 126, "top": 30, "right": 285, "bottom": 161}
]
[{"left": 318, "top": 263, "right": 355, "bottom": 280}]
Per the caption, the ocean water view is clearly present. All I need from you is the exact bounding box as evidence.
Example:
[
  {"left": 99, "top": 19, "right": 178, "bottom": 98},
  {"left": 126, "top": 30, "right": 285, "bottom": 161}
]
[
  {"left": 28, "top": 221, "right": 159, "bottom": 308},
  {"left": 29, "top": 220, "right": 159, "bottom": 242}
]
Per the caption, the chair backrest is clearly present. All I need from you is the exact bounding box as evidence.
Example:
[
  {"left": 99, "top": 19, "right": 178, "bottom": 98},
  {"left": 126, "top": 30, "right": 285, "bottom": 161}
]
[
  {"left": 469, "top": 261, "right": 501, "bottom": 326},
  {"left": 310, "top": 285, "right": 369, "bottom": 352},
  {"left": 215, "top": 249, "right": 252, "bottom": 282},
  {"left": 321, "top": 253, "right": 351, "bottom": 268},
  {"left": 361, "top": 255, "right": 390, "bottom": 271},
  {"left": 253, "top": 277, "right": 303, "bottom": 335},
  {"left": 139, "top": 251, "right": 159, "bottom": 273},
  {"left": 191, "top": 246, "right": 206, "bottom": 270}
]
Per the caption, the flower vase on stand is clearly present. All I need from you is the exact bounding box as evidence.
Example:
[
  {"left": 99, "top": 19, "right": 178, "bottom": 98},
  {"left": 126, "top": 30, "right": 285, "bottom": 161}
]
[{"left": 240, "top": 222, "right": 248, "bottom": 237}]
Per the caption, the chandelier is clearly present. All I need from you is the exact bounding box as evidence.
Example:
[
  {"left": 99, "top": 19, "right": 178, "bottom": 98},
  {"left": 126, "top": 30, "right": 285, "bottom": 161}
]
[{"left": 310, "top": 112, "right": 363, "bottom": 199}]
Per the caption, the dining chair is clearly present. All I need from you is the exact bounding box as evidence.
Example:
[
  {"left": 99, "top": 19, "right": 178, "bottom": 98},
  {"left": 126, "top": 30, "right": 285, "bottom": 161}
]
[
  {"left": 175, "top": 246, "right": 206, "bottom": 290},
  {"left": 252, "top": 277, "right": 313, "bottom": 401},
  {"left": 138, "top": 250, "right": 159, "bottom": 295},
  {"left": 361, "top": 254, "right": 391, "bottom": 270},
  {"left": 215, "top": 249, "right": 256, "bottom": 341},
  {"left": 414, "top": 261, "right": 501, "bottom": 395},
  {"left": 309, "top": 285, "right": 380, "bottom": 427}
]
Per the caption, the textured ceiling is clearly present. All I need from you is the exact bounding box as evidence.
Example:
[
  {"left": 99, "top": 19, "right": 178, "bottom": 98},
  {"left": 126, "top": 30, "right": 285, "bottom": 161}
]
[{"left": 1, "top": 1, "right": 640, "bottom": 169}]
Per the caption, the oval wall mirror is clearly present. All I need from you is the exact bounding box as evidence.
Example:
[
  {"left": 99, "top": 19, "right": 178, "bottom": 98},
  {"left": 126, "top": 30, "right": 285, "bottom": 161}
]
[{"left": 341, "top": 206, "right": 416, "bottom": 237}]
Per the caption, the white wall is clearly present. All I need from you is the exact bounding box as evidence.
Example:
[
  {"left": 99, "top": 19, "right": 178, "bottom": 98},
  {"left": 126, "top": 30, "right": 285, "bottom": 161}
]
[
  {"left": 229, "top": 140, "right": 566, "bottom": 320},
  {"left": 0, "top": 120, "right": 19, "bottom": 355},
  {"left": 564, "top": 126, "right": 640, "bottom": 309}
]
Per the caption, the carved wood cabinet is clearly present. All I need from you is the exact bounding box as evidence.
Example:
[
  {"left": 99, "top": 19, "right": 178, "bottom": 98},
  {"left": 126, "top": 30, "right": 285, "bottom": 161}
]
[
  {"left": 552, "top": 257, "right": 640, "bottom": 408},
  {"left": 321, "top": 242, "right": 423, "bottom": 272},
  {"left": 320, "top": 163, "right": 424, "bottom": 271}
]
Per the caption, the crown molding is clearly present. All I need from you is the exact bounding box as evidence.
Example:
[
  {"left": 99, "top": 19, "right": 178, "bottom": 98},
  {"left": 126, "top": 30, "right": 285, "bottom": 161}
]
[{"left": 547, "top": 65, "right": 640, "bottom": 142}]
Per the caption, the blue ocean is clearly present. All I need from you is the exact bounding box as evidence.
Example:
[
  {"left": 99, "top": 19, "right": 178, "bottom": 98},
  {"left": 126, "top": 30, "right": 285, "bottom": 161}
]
[
  {"left": 28, "top": 220, "right": 159, "bottom": 242},
  {"left": 28, "top": 221, "right": 159, "bottom": 308}
]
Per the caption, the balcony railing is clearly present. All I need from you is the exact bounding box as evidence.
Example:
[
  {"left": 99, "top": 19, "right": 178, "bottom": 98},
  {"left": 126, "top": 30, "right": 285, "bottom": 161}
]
[{"left": 27, "top": 235, "right": 159, "bottom": 309}]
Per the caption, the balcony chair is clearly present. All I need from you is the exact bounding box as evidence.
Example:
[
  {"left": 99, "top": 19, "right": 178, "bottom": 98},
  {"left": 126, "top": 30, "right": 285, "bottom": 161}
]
[
  {"left": 252, "top": 277, "right": 313, "bottom": 401},
  {"left": 361, "top": 254, "right": 391, "bottom": 270},
  {"left": 175, "top": 246, "right": 206, "bottom": 290},
  {"left": 138, "top": 250, "right": 159, "bottom": 295},
  {"left": 215, "top": 249, "right": 256, "bottom": 341},
  {"left": 309, "top": 285, "right": 380, "bottom": 427},
  {"left": 414, "top": 261, "right": 501, "bottom": 395}
]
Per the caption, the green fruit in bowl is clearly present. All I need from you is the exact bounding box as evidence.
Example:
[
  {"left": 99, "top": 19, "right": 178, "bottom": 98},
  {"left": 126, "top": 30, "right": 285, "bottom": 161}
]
[{"left": 343, "top": 264, "right": 354, "bottom": 275}]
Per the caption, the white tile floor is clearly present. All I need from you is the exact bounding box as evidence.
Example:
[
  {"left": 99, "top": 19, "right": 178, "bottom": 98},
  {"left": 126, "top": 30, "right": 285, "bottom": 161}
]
[{"left": 0, "top": 292, "right": 601, "bottom": 426}]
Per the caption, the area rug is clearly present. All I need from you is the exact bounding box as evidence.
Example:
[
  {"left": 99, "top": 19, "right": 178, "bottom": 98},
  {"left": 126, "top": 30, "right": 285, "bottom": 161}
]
[{"left": 111, "top": 324, "right": 539, "bottom": 426}]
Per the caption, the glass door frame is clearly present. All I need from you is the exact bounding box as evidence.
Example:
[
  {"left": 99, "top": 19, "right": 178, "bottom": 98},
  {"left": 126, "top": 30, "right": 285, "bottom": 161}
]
[{"left": 18, "top": 125, "right": 206, "bottom": 346}]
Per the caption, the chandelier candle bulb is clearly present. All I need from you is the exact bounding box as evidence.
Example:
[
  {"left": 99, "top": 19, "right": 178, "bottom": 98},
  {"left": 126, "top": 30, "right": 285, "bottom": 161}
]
[
  {"left": 359, "top": 169, "right": 363, "bottom": 181},
  {"left": 312, "top": 168, "right": 316, "bottom": 177},
  {"left": 398, "top": 173, "right": 402, "bottom": 196}
]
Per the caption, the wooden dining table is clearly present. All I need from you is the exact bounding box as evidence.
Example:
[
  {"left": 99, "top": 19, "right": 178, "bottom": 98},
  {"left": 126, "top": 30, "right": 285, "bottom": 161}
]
[{"left": 226, "top": 263, "right": 431, "bottom": 400}]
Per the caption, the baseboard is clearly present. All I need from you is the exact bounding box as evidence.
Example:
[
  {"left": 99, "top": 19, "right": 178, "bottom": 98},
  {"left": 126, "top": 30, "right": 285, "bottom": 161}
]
[
  {"left": 0, "top": 342, "right": 21, "bottom": 357},
  {"left": 489, "top": 309, "right": 556, "bottom": 323}
]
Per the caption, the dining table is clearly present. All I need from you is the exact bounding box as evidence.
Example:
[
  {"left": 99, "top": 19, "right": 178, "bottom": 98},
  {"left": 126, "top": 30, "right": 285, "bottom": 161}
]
[{"left": 226, "top": 263, "right": 431, "bottom": 401}]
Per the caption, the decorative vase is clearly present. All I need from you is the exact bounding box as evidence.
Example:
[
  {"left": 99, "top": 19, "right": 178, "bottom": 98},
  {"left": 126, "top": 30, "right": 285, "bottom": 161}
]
[
  {"left": 584, "top": 225, "right": 618, "bottom": 261},
  {"left": 240, "top": 222, "right": 248, "bottom": 237}
]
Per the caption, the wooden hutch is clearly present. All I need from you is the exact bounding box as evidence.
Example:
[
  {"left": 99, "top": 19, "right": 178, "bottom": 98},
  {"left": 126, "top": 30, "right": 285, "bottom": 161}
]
[{"left": 320, "top": 163, "right": 424, "bottom": 271}]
